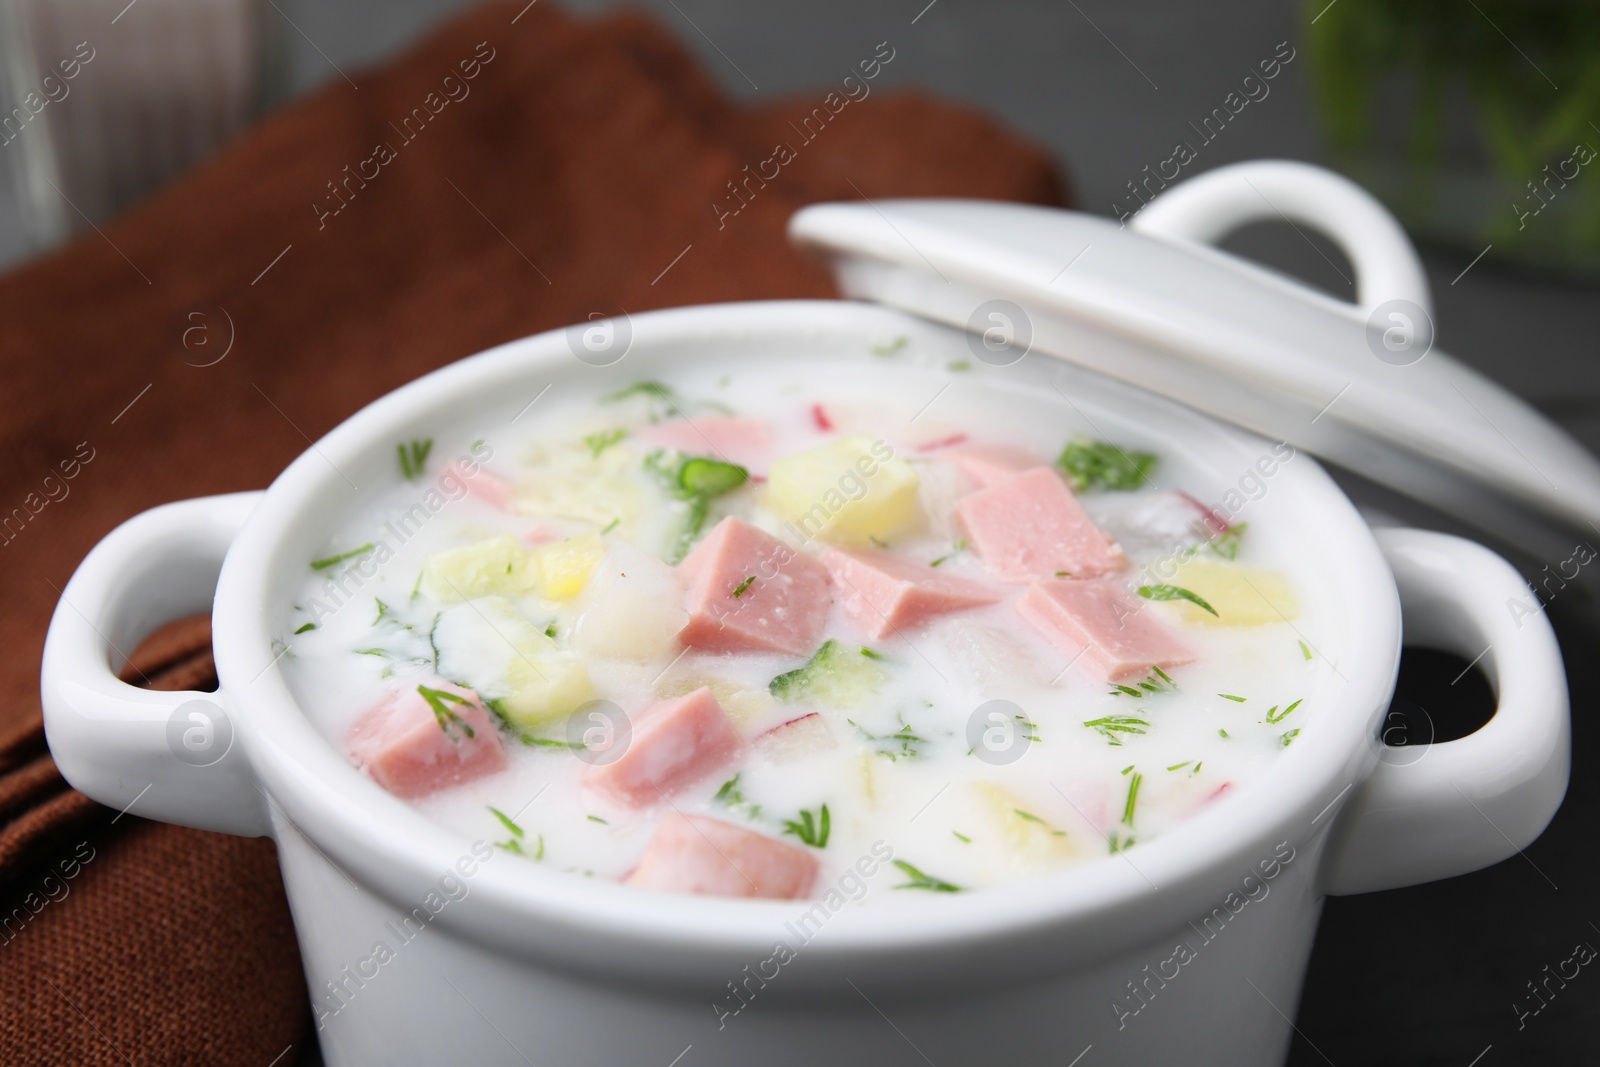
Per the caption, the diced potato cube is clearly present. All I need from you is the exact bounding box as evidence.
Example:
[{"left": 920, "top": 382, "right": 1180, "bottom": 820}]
[
  {"left": 765, "top": 434, "right": 921, "bottom": 546},
  {"left": 571, "top": 542, "right": 688, "bottom": 661},
  {"left": 532, "top": 532, "right": 606, "bottom": 600},
  {"left": 420, "top": 534, "right": 537, "bottom": 603},
  {"left": 1166, "top": 560, "right": 1299, "bottom": 626},
  {"left": 434, "top": 597, "right": 594, "bottom": 729},
  {"left": 958, "top": 782, "right": 1075, "bottom": 879}
]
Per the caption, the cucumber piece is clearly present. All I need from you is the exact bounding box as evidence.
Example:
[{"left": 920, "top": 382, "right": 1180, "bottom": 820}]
[
  {"left": 644, "top": 448, "right": 748, "bottom": 562},
  {"left": 770, "top": 639, "right": 889, "bottom": 710}
]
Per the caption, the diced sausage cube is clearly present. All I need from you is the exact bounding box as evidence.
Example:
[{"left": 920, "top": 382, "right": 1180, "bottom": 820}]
[
  {"left": 822, "top": 546, "right": 1000, "bottom": 638},
  {"left": 444, "top": 459, "right": 514, "bottom": 511},
  {"left": 345, "top": 684, "right": 507, "bottom": 798},
  {"left": 584, "top": 687, "right": 740, "bottom": 807},
  {"left": 626, "top": 812, "right": 818, "bottom": 899},
  {"left": 956, "top": 467, "right": 1124, "bottom": 583},
  {"left": 1015, "top": 578, "right": 1194, "bottom": 683},
  {"left": 639, "top": 418, "right": 773, "bottom": 474},
  {"left": 677, "top": 517, "right": 830, "bottom": 656},
  {"left": 946, "top": 444, "right": 1043, "bottom": 490}
]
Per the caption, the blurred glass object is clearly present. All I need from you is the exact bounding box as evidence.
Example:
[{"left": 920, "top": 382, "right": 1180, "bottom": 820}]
[
  {"left": 1304, "top": 0, "right": 1600, "bottom": 278},
  {"left": 0, "top": 0, "right": 288, "bottom": 249}
]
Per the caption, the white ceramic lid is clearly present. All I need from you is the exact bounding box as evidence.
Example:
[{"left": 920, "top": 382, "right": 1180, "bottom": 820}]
[{"left": 790, "top": 160, "right": 1600, "bottom": 558}]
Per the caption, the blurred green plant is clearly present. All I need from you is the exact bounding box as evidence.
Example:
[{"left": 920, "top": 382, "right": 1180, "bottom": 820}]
[{"left": 1304, "top": 0, "right": 1600, "bottom": 270}]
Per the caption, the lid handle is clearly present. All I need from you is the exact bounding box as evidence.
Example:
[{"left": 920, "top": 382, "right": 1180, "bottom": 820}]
[{"left": 1131, "top": 160, "right": 1433, "bottom": 331}]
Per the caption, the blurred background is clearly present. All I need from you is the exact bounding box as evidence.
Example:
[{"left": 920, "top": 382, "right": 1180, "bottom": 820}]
[
  {"left": 3, "top": 2, "right": 1596, "bottom": 1063},
  {"left": 1, "top": 0, "right": 1597, "bottom": 454}
]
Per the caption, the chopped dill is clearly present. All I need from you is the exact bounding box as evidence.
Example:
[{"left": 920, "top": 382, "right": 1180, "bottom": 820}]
[
  {"left": 1137, "top": 584, "right": 1218, "bottom": 617},
  {"left": 397, "top": 438, "right": 433, "bottom": 480},
  {"left": 417, "top": 684, "right": 476, "bottom": 740},
  {"left": 782, "top": 804, "right": 831, "bottom": 848},
  {"left": 310, "top": 543, "right": 374, "bottom": 571},
  {"left": 584, "top": 428, "right": 627, "bottom": 458},
  {"left": 1083, "top": 716, "right": 1149, "bottom": 745},
  {"left": 892, "top": 860, "right": 962, "bottom": 892}
]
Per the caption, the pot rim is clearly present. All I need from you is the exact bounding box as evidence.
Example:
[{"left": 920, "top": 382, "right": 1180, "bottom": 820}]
[{"left": 215, "top": 299, "right": 1397, "bottom": 978}]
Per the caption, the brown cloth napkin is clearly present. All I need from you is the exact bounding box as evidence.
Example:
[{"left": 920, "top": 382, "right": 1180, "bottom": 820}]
[{"left": 0, "top": 2, "right": 1069, "bottom": 1062}]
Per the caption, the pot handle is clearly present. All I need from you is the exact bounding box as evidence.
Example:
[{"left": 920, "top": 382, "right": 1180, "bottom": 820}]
[
  {"left": 1320, "top": 527, "right": 1569, "bottom": 895},
  {"left": 1130, "top": 160, "right": 1434, "bottom": 330},
  {"left": 40, "top": 492, "right": 270, "bottom": 837}
]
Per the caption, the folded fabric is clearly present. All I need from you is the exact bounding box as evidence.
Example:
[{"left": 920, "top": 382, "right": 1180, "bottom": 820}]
[{"left": 0, "top": 2, "right": 1069, "bottom": 1062}]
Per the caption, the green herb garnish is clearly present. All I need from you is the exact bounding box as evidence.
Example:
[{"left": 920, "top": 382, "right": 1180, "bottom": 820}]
[
  {"left": 372, "top": 598, "right": 389, "bottom": 624},
  {"left": 294, "top": 622, "right": 316, "bottom": 634},
  {"left": 310, "top": 543, "right": 374, "bottom": 571},
  {"left": 713, "top": 775, "right": 762, "bottom": 820},
  {"left": 892, "top": 859, "right": 962, "bottom": 893},
  {"left": 1210, "top": 522, "right": 1246, "bottom": 560},
  {"left": 1167, "top": 761, "right": 1192, "bottom": 772},
  {"left": 850, "top": 717, "right": 925, "bottom": 762},
  {"left": 1219, "top": 693, "right": 1246, "bottom": 702},
  {"left": 731, "top": 575, "right": 756, "bottom": 598},
  {"left": 947, "top": 360, "right": 971, "bottom": 372},
  {"left": 1111, "top": 666, "right": 1179, "bottom": 698},
  {"left": 1299, "top": 640, "right": 1313, "bottom": 661},
  {"left": 782, "top": 804, "right": 831, "bottom": 848},
  {"left": 489, "top": 806, "right": 524, "bottom": 838},
  {"left": 1122, "top": 771, "right": 1143, "bottom": 826},
  {"left": 584, "top": 428, "right": 627, "bottom": 458},
  {"left": 1057, "top": 435, "right": 1157, "bottom": 492},
  {"left": 397, "top": 438, "right": 433, "bottom": 480},
  {"left": 1265, "top": 699, "right": 1303, "bottom": 724},
  {"left": 953, "top": 831, "right": 971, "bottom": 843},
  {"left": 600, "top": 380, "right": 678, "bottom": 421},
  {"left": 929, "top": 539, "right": 967, "bottom": 567},
  {"left": 587, "top": 814, "right": 608, "bottom": 824},
  {"left": 1084, "top": 716, "right": 1149, "bottom": 745},
  {"left": 417, "top": 684, "right": 476, "bottom": 740},
  {"left": 871, "top": 336, "right": 909, "bottom": 356},
  {"left": 600, "top": 517, "right": 621, "bottom": 534},
  {"left": 1137, "top": 584, "right": 1218, "bottom": 617},
  {"left": 644, "top": 448, "right": 749, "bottom": 562},
  {"left": 1280, "top": 729, "right": 1301, "bottom": 747}
]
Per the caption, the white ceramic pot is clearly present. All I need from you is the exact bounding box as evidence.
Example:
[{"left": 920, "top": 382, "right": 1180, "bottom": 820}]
[{"left": 41, "top": 168, "right": 1572, "bottom": 1066}]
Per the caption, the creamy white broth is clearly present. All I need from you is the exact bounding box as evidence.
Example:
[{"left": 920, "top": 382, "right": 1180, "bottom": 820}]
[{"left": 283, "top": 354, "right": 1338, "bottom": 898}]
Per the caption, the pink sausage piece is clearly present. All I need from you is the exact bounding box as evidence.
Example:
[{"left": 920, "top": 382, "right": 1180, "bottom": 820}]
[
  {"left": 677, "top": 517, "right": 831, "bottom": 657},
  {"left": 947, "top": 443, "right": 1043, "bottom": 490},
  {"left": 956, "top": 467, "right": 1124, "bottom": 583},
  {"left": 584, "top": 687, "right": 741, "bottom": 807},
  {"left": 1015, "top": 578, "right": 1194, "bottom": 683},
  {"left": 639, "top": 417, "right": 773, "bottom": 474},
  {"left": 345, "top": 684, "right": 507, "bottom": 798},
  {"left": 444, "top": 459, "right": 514, "bottom": 511},
  {"left": 822, "top": 546, "right": 1000, "bottom": 639},
  {"left": 626, "top": 812, "right": 818, "bottom": 899}
]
